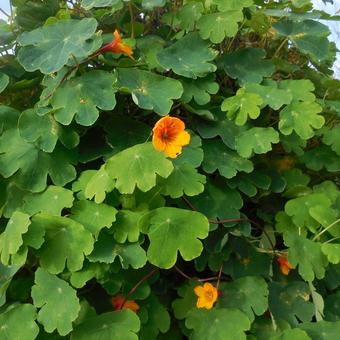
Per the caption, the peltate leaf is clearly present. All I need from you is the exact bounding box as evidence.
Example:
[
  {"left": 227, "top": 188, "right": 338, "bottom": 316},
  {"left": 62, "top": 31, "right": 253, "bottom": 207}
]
[
  {"left": 273, "top": 19, "right": 331, "bottom": 62},
  {"left": 235, "top": 127, "right": 280, "bottom": 158},
  {"left": 88, "top": 231, "right": 147, "bottom": 269},
  {"left": 219, "top": 48, "right": 274, "bottom": 85},
  {"left": 322, "top": 127, "right": 340, "bottom": 156},
  {"left": 49, "top": 70, "right": 116, "bottom": 126},
  {"left": 140, "top": 207, "right": 209, "bottom": 269},
  {"left": 0, "top": 211, "right": 31, "bottom": 265},
  {"left": 105, "top": 142, "right": 173, "bottom": 194},
  {"left": 157, "top": 32, "right": 218, "bottom": 79},
  {"left": 300, "top": 146, "right": 340, "bottom": 172},
  {"left": 159, "top": 163, "right": 206, "bottom": 198},
  {"left": 71, "top": 310, "right": 140, "bottom": 340},
  {"left": 84, "top": 166, "right": 116, "bottom": 203},
  {"left": 321, "top": 243, "right": 340, "bottom": 264},
  {"left": 17, "top": 18, "right": 100, "bottom": 74},
  {"left": 269, "top": 281, "right": 314, "bottom": 326},
  {"left": 0, "top": 129, "right": 76, "bottom": 192},
  {"left": 33, "top": 213, "right": 94, "bottom": 274},
  {"left": 221, "top": 88, "right": 263, "bottom": 126},
  {"left": 186, "top": 308, "right": 251, "bottom": 340},
  {"left": 202, "top": 139, "right": 253, "bottom": 179},
  {"left": 181, "top": 75, "right": 219, "bottom": 105},
  {"left": 218, "top": 276, "right": 268, "bottom": 322},
  {"left": 117, "top": 68, "right": 183, "bottom": 115},
  {"left": 22, "top": 185, "right": 74, "bottom": 216},
  {"left": 139, "top": 294, "right": 171, "bottom": 339},
  {"left": 197, "top": 10, "right": 243, "bottom": 43},
  {"left": 111, "top": 210, "right": 143, "bottom": 243},
  {"left": 71, "top": 200, "right": 117, "bottom": 236},
  {"left": 299, "top": 320, "right": 340, "bottom": 339},
  {"left": 0, "top": 304, "right": 39, "bottom": 340},
  {"left": 279, "top": 101, "right": 324, "bottom": 139},
  {"left": 189, "top": 181, "right": 243, "bottom": 222},
  {"left": 0, "top": 72, "right": 9, "bottom": 93},
  {"left": 31, "top": 268, "right": 80, "bottom": 336},
  {"left": 244, "top": 82, "right": 292, "bottom": 110},
  {"left": 18, "top": 108, "right": 63, "bottom": 153},
  {"left": 284, "top": 233, "right": 328, "bottom": 281}
]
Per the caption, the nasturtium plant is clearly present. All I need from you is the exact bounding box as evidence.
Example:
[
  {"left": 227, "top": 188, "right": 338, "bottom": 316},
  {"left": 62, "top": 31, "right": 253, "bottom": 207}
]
[{"left": 0, "top": 0, "right": 339, "bottom": 338}]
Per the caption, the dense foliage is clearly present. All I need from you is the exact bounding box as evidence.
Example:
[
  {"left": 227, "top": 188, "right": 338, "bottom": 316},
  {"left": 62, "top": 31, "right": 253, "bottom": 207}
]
[{"left": 1, "top": 0, "right": 340, "bottom": 338}]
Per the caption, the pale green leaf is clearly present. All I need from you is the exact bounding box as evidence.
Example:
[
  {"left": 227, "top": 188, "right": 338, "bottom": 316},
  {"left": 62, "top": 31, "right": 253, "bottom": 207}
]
[
  {"left": 22, "top": 185, "right": 74, "bottom": 216},
  {"left": 88, "top": 231, "right": 147, "bottom": 269},
  {"left": 235, "top": 127, "right": 279, "bottom": 158},
  {"left": 141, "top": 207, "right": 209, "bottom": 269},
  {"left": 279, "top": 101, "right": 324, "bottom": 139},
  {"left": 321, "top": 243, "right": 340, "bottom": 264},
  {"left": 105, "top": 142, "right": 173, "bottom": 194},
  {"left": 117, "top": 68, "right": 183, "bottom": 115},
  {"left": 0, "top": 304, "right": 39, "bottom": 340},
  {"left": 186, "top": 308, "right": 251, "bottom": 340},
  {"left": 197, "top": 10, "right": 243, "bottom": 43},
  {"left": 71, "top": 310, "right": 140, "bottom": 340},
  {"left": 32, "top": 268, "right": 80, "bottom": 336},
  {"left": 219, "top": 48, "right": 274, "bottom": 85},
  {"left": 71, "top": 200, "right": 117, "bottom": 236},
  {"left": 34, "top": 213, "right": 94, "bottom": 274},
  {"left": 0, "top": 211, "right": 30, "bottom": 265},
  {"left": 202, "top": 139, "right": 253, "bottom": 179},
  {"left": 284, "top": 233, "right": 328, "bottom": 281},
  {"left": 157, "top": 32, "right": 218, "bottom": 79},
  {"left": 111, "top": 210, "right": 143, "bottom": 243},
  {"left": 218, "top": 276, "right": 268, "bottom": 322},
  {"left": 17, "top": 18, "right": 101, "bottom": 74},
  {"left": 160, "top": 163, "right": 206, "bottom": 198},
  {"left": 221, "top": 88, "right": 263, "bottom": 126}
]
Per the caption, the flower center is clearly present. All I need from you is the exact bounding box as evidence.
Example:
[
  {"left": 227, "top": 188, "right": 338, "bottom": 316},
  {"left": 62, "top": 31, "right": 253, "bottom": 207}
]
[{"left": 204, "top": 290, "right": 214, "bottom": 301}]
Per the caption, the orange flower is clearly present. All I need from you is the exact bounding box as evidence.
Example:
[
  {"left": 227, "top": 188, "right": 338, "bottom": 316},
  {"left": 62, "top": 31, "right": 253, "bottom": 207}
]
[
  {"left": 152, "top": 116, "right": 190, "bottom": 158},
  {"left": 277, "top": 255, "right": 294, "bottom": 275},
  {"left": 98, "top": 30, "right": 133, "bottom": 58},
  {"left": 194, "top": 283, "right": 218, "bottom": 310},
  {"left": 111, "top": 294, "right": 140, "bottom": 313}
]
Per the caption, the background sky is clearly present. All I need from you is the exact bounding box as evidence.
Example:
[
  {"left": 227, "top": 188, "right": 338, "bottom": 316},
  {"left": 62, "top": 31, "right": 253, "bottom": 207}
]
[{"left": 0, "top": 0, "right": 340, "bottom": 77}]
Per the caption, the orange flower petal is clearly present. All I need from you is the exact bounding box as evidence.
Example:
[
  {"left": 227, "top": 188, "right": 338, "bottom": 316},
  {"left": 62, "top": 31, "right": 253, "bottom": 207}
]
[
  {"left": 152, "top": 116, "right": 190, "bottom": 158},
  {"left": 194, "top": 285, "right": 205, "bottom": 297},
  {"left": 122, "top": 300, "right": 140, "bottom": 312},
  {"left": 194, "top": 283, "right": 218, "bottom": 310}
]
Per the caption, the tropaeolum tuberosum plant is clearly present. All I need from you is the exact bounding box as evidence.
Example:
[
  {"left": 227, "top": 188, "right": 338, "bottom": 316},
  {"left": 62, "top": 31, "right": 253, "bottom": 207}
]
[{"left": 0, "top": 0, "right": 340, "bottom": 339}]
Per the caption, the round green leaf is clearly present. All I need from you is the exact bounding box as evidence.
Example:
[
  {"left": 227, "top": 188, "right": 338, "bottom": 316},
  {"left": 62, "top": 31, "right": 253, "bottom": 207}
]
[
  {"left": 32, "top": 268, "right": 80, "bottom": 336},
  {"left": 117, "top": 68, "right": 183, "bottom": 115},
  {"left": 186, "top": 308, "right": 251, "bottom": 340},
  {"left": 0, "top": 304, "right": 39, "bottom": 340},
  {"left": 105, "top": 142, "right": 173, "bottom": 194},
  {"left": 157, "top": 32, "right": 218, "bottom": 79},
  {"left": 71, "top": 310, "right": 140, "bottom": 340},
  {"left": 141, "top": 207, "right": 209, "bottom": 269},
  {"left": 17, "top": 18, "right": 101, "bottom": 74}
]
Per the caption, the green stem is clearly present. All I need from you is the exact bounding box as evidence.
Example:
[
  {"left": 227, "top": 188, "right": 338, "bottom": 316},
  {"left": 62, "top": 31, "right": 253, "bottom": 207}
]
[
  {"left": 274, "top": 38, "right": 288, "bottom": 57},
  {"left": 312, "top": 218, "right": 340, "bottom": 241}
]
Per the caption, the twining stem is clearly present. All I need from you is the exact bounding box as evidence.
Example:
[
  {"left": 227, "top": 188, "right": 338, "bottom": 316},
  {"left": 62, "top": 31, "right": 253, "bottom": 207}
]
[
  {"left": 274, "top": 37, "right": 288, "bottom": 57},
  {"left": 312, "top": 218, "right": 340, "bottom": 241},
  {"left": 121, "top": 268, "right": 158, "bottom": 308},
  {"left": 182, "top": 196, "right": 276, "bottom": 253},
  {"left": 174, "top": 265, "right": 227, "bottom": 283},
  {"left": 322, "top": 235, "right": 340, "bottom": 244},
  {"left": 216, "top": 263, "right": 223, "bottom": 291},
  {"left": 129, "top": 2, "right": 135, "bottom": 39}
]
